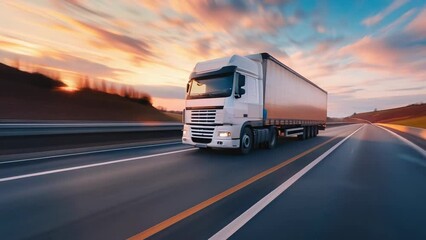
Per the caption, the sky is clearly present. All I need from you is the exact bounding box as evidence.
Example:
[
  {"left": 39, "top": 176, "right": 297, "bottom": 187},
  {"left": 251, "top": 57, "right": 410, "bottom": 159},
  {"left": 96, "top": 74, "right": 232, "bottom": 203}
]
[{"left": 0, "top": 0, "right": 425, "bottom": 117}]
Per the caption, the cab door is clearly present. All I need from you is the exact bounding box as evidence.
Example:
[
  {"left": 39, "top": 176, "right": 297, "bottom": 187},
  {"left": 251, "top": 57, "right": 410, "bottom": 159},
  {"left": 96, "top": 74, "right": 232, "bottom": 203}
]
[{"left": 233, "top": 72, "right": 262, "bottom": 121}]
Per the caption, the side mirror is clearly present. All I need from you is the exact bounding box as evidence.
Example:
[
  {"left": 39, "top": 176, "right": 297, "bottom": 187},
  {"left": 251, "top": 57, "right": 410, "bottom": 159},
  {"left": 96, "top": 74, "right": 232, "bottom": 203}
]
[
  {"left": 235, "top": 73, "right": 246, "bottom": 98},
  {"left": 238, "top": 74, "right": 245, "bottom": 88}
]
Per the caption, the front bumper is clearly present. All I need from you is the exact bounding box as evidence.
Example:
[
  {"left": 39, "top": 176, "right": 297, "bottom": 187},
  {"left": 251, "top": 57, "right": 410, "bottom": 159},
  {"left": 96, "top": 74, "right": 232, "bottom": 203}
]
[{"left": 182, "top": 125, "right": 240, "bottom": 149}]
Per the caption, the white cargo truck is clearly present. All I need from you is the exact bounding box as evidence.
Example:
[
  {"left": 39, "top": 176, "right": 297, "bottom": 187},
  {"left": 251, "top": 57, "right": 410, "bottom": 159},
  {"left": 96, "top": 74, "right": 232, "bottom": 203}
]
[{"left": 182, "top": 53, "right": 327, "bottom": 154}]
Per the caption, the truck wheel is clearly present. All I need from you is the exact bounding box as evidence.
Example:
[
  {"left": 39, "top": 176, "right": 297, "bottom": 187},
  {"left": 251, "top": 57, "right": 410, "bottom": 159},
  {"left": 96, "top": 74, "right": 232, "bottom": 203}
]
[
  {"left": 240, "top": 127, "right": 253, "bottom": 154},
  {"left": 306, "top": 126, "right": 311, "bottom": 139},
  {"left": 266, "top": 127, "right": 277, "bottom": 149}
]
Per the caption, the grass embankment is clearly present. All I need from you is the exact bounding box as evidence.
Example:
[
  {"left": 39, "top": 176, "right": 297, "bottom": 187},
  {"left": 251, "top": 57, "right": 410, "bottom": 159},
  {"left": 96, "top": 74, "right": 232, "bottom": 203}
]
[
  {"left": 388, "top": 116, "right": 426, "bottom": 129},
  {"left": 348, "top": 103, "right": 426, "bottom": 129},
  {"left": 0, "top": 63, "right": 176, "bottom": 122}
]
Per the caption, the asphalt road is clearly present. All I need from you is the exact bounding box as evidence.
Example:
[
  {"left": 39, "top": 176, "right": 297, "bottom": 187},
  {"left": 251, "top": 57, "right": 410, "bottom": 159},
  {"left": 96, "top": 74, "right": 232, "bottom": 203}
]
[{"left": 0, "top": 124, "right": 424, "bottom": 240}]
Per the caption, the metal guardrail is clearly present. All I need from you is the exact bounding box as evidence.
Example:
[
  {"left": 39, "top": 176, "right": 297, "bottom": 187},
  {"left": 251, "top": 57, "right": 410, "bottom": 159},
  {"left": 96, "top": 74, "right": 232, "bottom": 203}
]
[
  {"left": 0, "top": 122, "right": 183, "bottom": 137},
  {"left": 326, "top": 122, "right": 355, "bottom": 127},
  {"left": 326, "top": 122, "right": 350, "bottom": 125},
  {"left": 0, "top": 121, "right": 358, "bottom": 137}
]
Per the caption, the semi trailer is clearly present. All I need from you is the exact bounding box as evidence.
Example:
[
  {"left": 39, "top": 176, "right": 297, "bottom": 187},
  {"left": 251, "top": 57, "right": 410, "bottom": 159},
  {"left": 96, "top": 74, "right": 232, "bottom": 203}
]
[{"left": 182, "top": 52, "right": 327, "bottom": 154}]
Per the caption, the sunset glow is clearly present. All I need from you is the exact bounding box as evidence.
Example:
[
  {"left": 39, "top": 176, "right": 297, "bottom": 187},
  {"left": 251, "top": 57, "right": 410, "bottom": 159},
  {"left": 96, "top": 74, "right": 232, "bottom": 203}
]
[
  {"left": 59, "top": 86, "right": 78, "bottom": 93},
  {"left": 0, "top": 1, "right": 425, "bottom": 116}
]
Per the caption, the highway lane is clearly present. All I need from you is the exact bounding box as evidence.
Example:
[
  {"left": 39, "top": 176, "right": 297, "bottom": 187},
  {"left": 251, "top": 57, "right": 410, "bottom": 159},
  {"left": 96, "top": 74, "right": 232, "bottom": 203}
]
[
  {"left": 0, "top": 124, "right": 361, "bottom": 240},
  {"left": 215, "top": 124, "right": 426, "bottom": 240},
  {"left": 378, "top": 125, "right": 426, "bottom": 150},
  {"left": 0, "top": 141, "right": 188, "bottom": 179},
  {"left": 0, "top": 130, "right": 182, "bottom": 155}
]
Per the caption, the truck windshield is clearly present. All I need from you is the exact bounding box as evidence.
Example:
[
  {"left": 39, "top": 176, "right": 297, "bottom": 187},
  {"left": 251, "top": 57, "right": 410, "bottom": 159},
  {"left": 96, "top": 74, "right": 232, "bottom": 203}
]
[{"left": 187, "top": 74, "right": 234, "bottom": 99}]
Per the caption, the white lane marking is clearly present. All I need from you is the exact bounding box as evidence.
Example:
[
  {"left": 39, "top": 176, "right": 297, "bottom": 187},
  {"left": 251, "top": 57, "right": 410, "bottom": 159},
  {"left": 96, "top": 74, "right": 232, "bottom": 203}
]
[
  {"left": 0, "top": 148, "right": 196, "bottom": 183},
  {"left": 375, "top": 125, "right": 426, "bottom": 158},
  {"left": 0, "top": 141, "right": 182, "bottom": 165},
  {"left": 209, "top": 125, "right": 365, "bottom": 240}
]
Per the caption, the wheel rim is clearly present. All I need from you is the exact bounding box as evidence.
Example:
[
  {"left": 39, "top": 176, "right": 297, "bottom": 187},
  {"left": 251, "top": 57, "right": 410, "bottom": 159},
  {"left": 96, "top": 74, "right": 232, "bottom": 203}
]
[{"left": 242, "top": 134, "right": 250, "bottom": 148}]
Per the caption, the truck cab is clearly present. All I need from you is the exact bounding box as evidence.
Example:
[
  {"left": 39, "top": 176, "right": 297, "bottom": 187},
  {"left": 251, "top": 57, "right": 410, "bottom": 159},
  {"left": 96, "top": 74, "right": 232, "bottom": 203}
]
[{"left": 182, "top": 55, "right": 262, "bottom": 151}]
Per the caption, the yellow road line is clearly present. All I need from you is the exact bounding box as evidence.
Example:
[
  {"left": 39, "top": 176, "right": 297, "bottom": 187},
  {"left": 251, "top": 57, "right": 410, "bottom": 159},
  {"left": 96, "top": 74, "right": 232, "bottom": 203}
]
[{"left": 129, "top": 134, "right": 341, "bottom": 240}]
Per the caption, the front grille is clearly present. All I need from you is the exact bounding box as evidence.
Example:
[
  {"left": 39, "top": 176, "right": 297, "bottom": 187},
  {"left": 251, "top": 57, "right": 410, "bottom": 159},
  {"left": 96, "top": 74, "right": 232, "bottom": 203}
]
[
  {"left": 191, "top": 126, "right": 214, "bottom": 140},
  {"left": 192, "top": 137, "right": 212, "bottom": 144},
  {"left": 191, "top": 110, "right": 216, "bottom": 124}
]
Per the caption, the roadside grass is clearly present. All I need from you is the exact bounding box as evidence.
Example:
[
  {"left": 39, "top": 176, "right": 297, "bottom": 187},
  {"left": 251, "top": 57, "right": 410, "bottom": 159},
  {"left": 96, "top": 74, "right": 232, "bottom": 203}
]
[{"left": 388, "top": 116, "right": 426, "bottom": 129}]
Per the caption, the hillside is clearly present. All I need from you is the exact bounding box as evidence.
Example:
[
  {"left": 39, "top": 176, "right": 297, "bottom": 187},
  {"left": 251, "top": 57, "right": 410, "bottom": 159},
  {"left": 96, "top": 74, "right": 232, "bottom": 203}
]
[
  {"left": 347, "top": 104, "right": 426, "bottom": 128},
  {"left": 0, "top": 63, "right": 175, "bottom": 122}
]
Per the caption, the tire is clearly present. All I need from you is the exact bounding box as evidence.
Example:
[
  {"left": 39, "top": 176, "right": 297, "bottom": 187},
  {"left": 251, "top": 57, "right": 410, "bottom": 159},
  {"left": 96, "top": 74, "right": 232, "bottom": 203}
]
[
  {"left": 240, "top": 127, "right": 253, "bottom": 154},
  {"left": 266, "top": 127, "right": 277, "bottom": 149},
  {"left": 306, "top": 126, "right": 311, "bottom": 139}
]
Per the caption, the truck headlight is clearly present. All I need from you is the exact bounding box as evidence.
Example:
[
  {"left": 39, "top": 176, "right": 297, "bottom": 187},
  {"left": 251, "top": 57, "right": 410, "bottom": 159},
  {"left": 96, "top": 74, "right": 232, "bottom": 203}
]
[{"left": 218, "top": 131, "right": 231, "bottom": 137}]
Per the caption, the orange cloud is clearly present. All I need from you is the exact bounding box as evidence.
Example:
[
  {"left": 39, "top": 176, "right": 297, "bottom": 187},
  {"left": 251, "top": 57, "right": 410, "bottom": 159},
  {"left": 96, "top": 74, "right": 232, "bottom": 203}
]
[
  {"left": 139, "top": 0, "right": 291, "bottom": 48},
  {"left": 340, "top": 37, "right": 425, "bottom": 80},
  {"left": 5, "top": 1, "right": 153, "bottom": 66},
  {"left": 169, "top": 0, "right": 287, "bottom": 33},
  {"left": 60, "top": 0, "right": 114, "bottom": 19},
  {"left": 0, "top": 36, "right": 44, "bottom": 57},
  {"left": 341, "top": 37, "right": 397, "bottom": 66},
  {"left": 67, "top": 19, "right": 153, "bottom": 62},
  {"left": 0, "top": 37, "right": 124, "bottom": 81}
]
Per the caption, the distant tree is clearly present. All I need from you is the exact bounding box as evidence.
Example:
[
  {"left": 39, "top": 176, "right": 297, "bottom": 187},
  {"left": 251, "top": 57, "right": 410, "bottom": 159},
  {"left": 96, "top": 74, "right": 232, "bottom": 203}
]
[
  {"left": 135, "top": 95, "right": 152, "bottom": 106},
  {"left": 374, "top": 108, "right": 378, "bottom": 112},
  {"left": 79, "top": 76, "right": 90, "bottom": 89},
  {"left": 99, "top": 79, "right": 107, "bottom": 92},
  {"left": 122, "top": 85, "right": 129, "bottom": 98}
]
